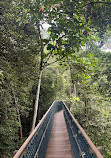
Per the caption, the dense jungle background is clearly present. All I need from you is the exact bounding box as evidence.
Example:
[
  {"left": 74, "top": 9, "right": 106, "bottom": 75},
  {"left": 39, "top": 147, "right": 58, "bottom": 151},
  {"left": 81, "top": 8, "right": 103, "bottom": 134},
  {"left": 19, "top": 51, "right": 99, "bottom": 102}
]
[{"left": 0, "top": 0, "right": 111, "bottom": 157}]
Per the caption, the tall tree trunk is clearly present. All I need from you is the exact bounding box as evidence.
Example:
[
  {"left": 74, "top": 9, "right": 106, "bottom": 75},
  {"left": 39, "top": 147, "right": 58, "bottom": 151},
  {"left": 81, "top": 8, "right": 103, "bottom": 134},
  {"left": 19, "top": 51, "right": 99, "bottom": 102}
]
[
  {"left": 69, "top": 65, "right": 77, "bottom": 111},
  {"left": 13, "top": 94, "right": 23, "bottom": 138},
  {"left": 31, "top": 21, "right": 44, "bottom": 132},
  {"left": 69, "top": 65, "right": 77, "bottom": 100},
  {"left": 71, "top": 82, "right": 77, "bottom": 110},
  {"left": 73, "top": 83, "right": 77, "bottom": 99},
  {"left": 84, "top": 96, "right": 88, "bottom": 121},
  {"left": 31, "top": 70, "right": 42, "bottom": 131}
]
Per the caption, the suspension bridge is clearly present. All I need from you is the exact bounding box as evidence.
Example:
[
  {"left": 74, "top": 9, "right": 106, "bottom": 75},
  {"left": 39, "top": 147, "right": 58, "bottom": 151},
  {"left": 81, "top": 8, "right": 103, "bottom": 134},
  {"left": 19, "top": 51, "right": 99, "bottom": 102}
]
[{"left": 14, "top": 101, "right": 103, "bottom": 158}]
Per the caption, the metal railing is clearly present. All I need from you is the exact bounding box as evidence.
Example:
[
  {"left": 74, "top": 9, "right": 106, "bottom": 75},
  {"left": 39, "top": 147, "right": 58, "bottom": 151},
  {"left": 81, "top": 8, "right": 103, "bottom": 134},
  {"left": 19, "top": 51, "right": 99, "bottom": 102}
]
[
  {"left": 62, "top": 101, "right": 103, "bottom": 158},
  {"left": 14, "top": 101, "right": 103, "bottom": 158},
  {"left": 14, "top": 101, "right": 63, "bottom": 158}
]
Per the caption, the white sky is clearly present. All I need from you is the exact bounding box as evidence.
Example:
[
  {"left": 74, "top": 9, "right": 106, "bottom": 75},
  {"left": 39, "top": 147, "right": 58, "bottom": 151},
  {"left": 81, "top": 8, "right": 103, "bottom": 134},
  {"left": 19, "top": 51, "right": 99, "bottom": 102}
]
[
  {"left": 42, "top": 23, "right": 50, "bottom": 29},
  {"left": 101, "top": 39, "right": 111, "bottom": 52}
]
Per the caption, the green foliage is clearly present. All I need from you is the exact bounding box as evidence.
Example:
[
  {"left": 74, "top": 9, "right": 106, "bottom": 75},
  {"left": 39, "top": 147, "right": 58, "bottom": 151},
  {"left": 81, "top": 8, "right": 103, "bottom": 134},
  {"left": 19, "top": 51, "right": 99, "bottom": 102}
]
[
  {"left": 69, "top": 49, "right": 111, "bottom": 157},
  {"left": 0, "top": 0, "right": 111, "bottom": 157},
  {"left": 70, "top": 96, "right": 80, "bottom": 102},
  {"left": 0, "top": 0, "right": 40, "bottom": 156},
  {"left": 38, "top": 68, "right": 57, "bottom": 120}
]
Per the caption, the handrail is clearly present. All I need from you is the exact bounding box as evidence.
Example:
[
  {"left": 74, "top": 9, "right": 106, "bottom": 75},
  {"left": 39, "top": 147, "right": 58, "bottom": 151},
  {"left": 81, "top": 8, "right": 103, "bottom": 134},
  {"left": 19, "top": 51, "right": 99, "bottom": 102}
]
[
  {"left": 62, "top": 101, "right": 103, "bottom": 158},
  {"left": 13, "top": 101, "right": 55, "bottom": 158},
  {"left": 64, "top": 108, "right": 84, "bottom": 158},
  {"left": 14, "top": 100, "right": 103, "bottom": 158},
  {"left": 34, "top": 109, "right": 54, "bottom": 158}
]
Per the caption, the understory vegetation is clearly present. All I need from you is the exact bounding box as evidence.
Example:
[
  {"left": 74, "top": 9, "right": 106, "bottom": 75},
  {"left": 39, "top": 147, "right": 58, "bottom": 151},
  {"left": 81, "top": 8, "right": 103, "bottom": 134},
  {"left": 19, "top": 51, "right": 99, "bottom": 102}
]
[{"left": 0, "top": 0, "right": 111, "bottom": 157}]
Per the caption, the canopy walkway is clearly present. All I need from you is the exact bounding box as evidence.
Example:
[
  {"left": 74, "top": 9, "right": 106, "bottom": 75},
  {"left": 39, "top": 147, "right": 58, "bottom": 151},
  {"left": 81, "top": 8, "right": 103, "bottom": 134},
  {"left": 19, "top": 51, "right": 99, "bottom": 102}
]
[{"left": 14, "top": 101, "right": 103, "bottom": 158}]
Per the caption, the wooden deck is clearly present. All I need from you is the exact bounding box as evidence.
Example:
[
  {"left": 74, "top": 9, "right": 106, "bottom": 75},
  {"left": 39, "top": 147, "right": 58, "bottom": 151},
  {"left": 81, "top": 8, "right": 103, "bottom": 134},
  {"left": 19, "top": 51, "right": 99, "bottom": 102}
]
[{"left": 46, "top": 110, "right": 73, "bottom": 158}]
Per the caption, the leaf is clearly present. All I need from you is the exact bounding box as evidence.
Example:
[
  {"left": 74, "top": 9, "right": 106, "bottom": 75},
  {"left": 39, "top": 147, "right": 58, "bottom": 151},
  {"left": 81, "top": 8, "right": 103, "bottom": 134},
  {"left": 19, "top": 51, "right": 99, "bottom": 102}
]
[
  {"left": 70, "top": 96, "right": 80, "bottom": 102},
  {"left": 81, "top": 41, "right": 85, "bottom": 46},
  {"left": 57, "top": 39, "right": 62, "bottom": 45},
  {"left": 39, "top": 6, "right": 44, "bottom": 12},
  {"left": 51, "top": 4, "right": 60, "bottom": 9},
  {"left": 43, "top": 39, "right": 49, "bottom": 44},
  {"left": 47, "top": 44, "right": 55, "bottom": 50},
  {"left": 51, "top": 34, "right": 58, "bottom": 40}
]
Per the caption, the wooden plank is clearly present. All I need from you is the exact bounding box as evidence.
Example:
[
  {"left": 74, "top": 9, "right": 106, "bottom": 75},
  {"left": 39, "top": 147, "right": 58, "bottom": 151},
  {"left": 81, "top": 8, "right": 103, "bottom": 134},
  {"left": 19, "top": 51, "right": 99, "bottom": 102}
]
[{"left": 46, "top": 110, "right": 73, "bottom": 158}]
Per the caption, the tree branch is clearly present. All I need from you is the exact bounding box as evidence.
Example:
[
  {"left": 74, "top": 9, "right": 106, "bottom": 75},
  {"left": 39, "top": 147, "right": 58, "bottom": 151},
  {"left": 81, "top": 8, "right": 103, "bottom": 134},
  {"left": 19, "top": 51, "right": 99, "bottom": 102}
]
[
  {"left": 36, "top": 21, "right": 44, "bottom": 70},
  {"left": 43, "top": 34, "right": 66, "bottom": 66},
  {"left": 44, "top": 56, "right": 64, "bottom": 68}
]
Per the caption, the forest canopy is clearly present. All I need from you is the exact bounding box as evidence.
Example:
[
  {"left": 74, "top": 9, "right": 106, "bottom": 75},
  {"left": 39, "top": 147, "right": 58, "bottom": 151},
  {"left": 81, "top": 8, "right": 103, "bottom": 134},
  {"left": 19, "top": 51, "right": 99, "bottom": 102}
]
[{"left": 0, "top": 0, "right": 111, "bottom": 157}]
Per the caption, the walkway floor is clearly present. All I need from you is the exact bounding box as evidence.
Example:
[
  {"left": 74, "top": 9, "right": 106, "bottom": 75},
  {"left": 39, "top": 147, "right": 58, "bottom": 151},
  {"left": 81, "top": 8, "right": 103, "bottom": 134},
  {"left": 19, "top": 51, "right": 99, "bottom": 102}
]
[{"left": 46, "top": 110, "right": 73, "bottom": 158}]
